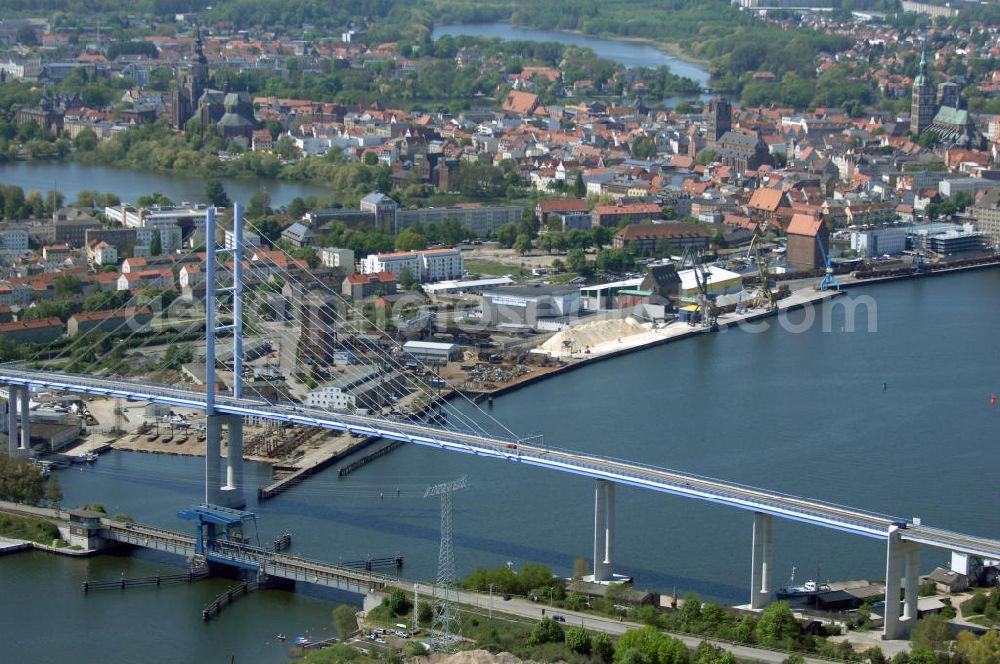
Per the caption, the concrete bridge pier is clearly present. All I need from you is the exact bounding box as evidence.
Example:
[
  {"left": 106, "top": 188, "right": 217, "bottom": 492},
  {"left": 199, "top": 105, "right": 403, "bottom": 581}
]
[
  {"left": 5, "top": 386, "right": 30, "bottom": 458},
  {"left": 750, "top": 512, "right": 774, "bottom": 610},
  {"left": 219, "top": 415, "right": 245, "bottom": 509},
  {"left": 883, "top": 527, "right": 920, "bottom": 640},
  {"left": 205, "top": 415, "right": 224, "bottom": 504},
  {"left": 592, "top": 480, "right": 616, "bottom": 582}
]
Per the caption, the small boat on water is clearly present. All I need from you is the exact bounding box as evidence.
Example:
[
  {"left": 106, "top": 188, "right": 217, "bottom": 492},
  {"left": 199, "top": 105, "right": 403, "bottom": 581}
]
[
  {"left": 775, "top": 566, "right": 830, "bottom": 598},
  {"left": 276, "top": 634, "right": 286, "bottom": 641},
  {"left": 294, "top": 636, "right": 311, "bottom": 646}
]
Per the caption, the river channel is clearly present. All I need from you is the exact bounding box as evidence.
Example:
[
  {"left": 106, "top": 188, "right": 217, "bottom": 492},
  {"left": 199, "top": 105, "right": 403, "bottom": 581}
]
[
  {"left": 0, "top": 161, "right": 333, "bottom": 210},
  {"left": 2, "top": 269, "right": 999, "bottom": 663},
  {"left": 432, "top": 23, "right": 710, "bottom": 88}
]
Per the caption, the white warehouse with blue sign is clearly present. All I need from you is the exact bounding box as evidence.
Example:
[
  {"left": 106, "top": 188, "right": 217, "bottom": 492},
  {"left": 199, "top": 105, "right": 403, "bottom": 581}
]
[{"left": 480, "top": 284, "right": 582, "bottom": 330}]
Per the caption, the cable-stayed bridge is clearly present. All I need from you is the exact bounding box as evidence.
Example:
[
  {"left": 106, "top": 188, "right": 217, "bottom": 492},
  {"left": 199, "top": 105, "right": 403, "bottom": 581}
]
[{"left": 2, "top": 203, "right": 996, "bottom": 641}]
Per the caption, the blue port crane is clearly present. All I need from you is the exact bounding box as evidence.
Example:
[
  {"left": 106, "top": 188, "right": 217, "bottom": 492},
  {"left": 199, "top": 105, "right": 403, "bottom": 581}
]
[{"left": 815, "top": 231, "right": 841, "bottom": 291}]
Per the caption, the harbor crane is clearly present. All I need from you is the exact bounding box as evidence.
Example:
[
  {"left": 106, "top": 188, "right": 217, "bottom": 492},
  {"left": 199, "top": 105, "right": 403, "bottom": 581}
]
[
  {"left": 746, "top": 224, "right": 776, "bottom": 311},
  {"left": 815, "top": 230, "right": 841, "bottom": 291},
  {"left": 681, "top": 247, "right": 717, "bottom": 329}
]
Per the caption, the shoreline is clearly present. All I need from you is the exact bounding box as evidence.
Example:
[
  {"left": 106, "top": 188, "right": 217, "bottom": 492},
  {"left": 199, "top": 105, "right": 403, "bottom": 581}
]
[
  {"left": 465, "top": 258, "right": 1000, "bottom": 401},
  {"left": 554, "top": 26, "right": 712, "bottom": 68},
  {"left": 434, "top": 21, "right": 712, "bottom": 75}
]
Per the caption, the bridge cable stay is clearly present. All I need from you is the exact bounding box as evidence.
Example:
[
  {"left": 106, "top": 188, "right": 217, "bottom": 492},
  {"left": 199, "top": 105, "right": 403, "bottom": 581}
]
[
  {"left": 238, "top": 217, "right": 520, "bottom": 441},
  {"left": 221, "top": 240, "right": 500, "bottom": 439},
  {"left": 215, "top": 238, "right": 491, "bottom": 439},
  {"left": 227, "top": 247, "right": 501, "bottom": 439},
  {"left": 185, "top": 223, "right": 478, "bottom": 437},
  {"left": 238, "top": 216, "right": 512, "bottom": 436},
  {"left": 242, "top": 262, "right": 501, "bottom": 440},
  {"left": 202, "top": 261, "right": 435, "bottom": 437}
]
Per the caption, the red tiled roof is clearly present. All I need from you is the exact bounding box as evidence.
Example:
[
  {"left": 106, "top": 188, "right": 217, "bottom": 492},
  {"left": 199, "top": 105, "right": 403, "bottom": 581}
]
[
  {"left": 537, "top": 199, "right": 590, "bottom": 213},
  {"left": 0, "top": 317, "right": 63, "bottom": 332},
  {"left": 787, "top": 213, "right": 823, "bottom": 237},
  {"left": 748, "top": 188, "right": 786, "bottom": 213},
  {"left": 593, "top": 204, "right": 661, "bottom": 216},
  {"left": 615, "top": 223, "right": 710, "bottom": 241},
  {"left": 70, "top": 306, "right": 152, "bottom": 323}
]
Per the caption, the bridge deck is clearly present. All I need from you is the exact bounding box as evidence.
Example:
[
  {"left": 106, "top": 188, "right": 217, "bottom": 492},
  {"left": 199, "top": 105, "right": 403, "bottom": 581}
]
[
  {"left": 103, "top": 521, "right": 394, "bottom": 593},
  {"left": 2, "top": 367, "right": 998, "bottom": 558}
]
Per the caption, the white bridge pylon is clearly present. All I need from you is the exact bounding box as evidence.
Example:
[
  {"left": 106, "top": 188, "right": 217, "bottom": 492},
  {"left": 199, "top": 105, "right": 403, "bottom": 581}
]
[{"left": 204, "top": 203, "right": 245, "bottom": 508}]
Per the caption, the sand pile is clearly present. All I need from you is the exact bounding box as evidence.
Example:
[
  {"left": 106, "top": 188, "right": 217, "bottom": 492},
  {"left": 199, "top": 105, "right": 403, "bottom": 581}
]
[
  {"left": 539, "top": 316, "right": 650, "bottom": 353},
  {"left": 413, "top": 650, "right": 540, "bottom": 664}
]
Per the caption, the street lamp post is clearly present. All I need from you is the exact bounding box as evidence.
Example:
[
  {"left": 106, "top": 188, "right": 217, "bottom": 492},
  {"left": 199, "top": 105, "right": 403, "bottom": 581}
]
[{"left": 489, "top": 583, "right": 493, "bottom": 620}]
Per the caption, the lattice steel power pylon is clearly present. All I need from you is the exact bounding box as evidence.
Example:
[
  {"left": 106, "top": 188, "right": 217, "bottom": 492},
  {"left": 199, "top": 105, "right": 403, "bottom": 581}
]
[{"left": 424, "top": 475, "right": 468, "bottom": 651}]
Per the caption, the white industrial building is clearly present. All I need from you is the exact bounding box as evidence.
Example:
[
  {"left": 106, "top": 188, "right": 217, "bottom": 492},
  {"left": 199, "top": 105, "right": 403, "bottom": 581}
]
[
  {"left": 224, "top": 228, "right": 261, "bottom": 250},
  {"left": 402, "top": 340, "right": 462, "bottom": 364},
  {"left": 320, "top": 247, "right": 355, "bottom": 274},
  {"left": 677, "top": 266, "right": 743, "bottom": 298},
  {"left": 305, "top": 384, "right": 357, "bottom": 411},
  {"left": 422, "top": 276, "right": 514, "bottom": 295},
  {"left": 480, "top": 284, "right": 582, "bottom": 329},
  {"left": 850, "top": 228, "right": 907, "bottom": 257},
  {"left": 361, "top": 248, "right": 463, "bottom": 283},
  {"left": 305, "top": 366, "right": 408, "bottom": 412}
]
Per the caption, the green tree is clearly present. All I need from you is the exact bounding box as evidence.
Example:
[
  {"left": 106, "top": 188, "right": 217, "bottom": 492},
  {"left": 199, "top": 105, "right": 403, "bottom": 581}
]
[
  {"left": 566, "top": 626, "right": 592, "bottom": 654},
  {"left": 286, "top": 197, "right": 307, "bottom": 220},
  {"left": 42, "top": 476, "right": 62, "bottom": 507},
  {"left": 53, "top": 274, "right": 83, "bottom": 298},
  {"left": 15, "top": 25, "right": 38, "bottom": 46},
  {"left": 398, "top": 267, "right": 417, "bottom": 289},
  {"left": 567, "top": 248, "right": 587, "bottom": 273},
  {"left": 596, "top": 248, "right": 635, "bottom": 274},
  {"left": 514, "top": 233, "right": 533, "bottom": 256},
  {"left": 363, "top": 151, "right": 379, "bottom": 166},
  {"left": 136, "top": 192, "right": 174, "bottom": 208},
  {"left": 917, "top": 131, "right": 939, "bottom": 149},
  {"left": 73, "top": 128, "right": 98, "bottom": 152},
  {"left": 275, "top": 136, "right": 298, "bottom": 159},
  {"left": 592, "top": 226, "right": 612, "bottom": 249},
  {"left": 527, "top": 617, "right": 564, "bottom": 646},
  {"left": 957, "top": 630, "right": 1000, "bottom": 664},
  {"left": 614, "top": 626, "right": 689, "bottom": 664},
  {"left": 395, "top": 229, "right": 427, "bottom": 251},
  {"left": 574, "top": 171, "right": 586, "bottom": 197},
  {"left": 149, "top": 229, "right": 162, "bottom": 256},
  {"left": 755, "top": 601, "right": 800, "bottom": 648},
  {"left": 45, "top": 190, "right": 64, "bottom": 213},
  {"left": 247, "top": 191, "right": 271, "bottom": 218},
  {"left": 159, "top": 343, "right": 193, "bottom": 370},
  {"left": 496, "top": 222, "right": 519, "bottom": 248},
  {"left": 520, "top": 208, "right": 541, "bottom": 238},
  {"left": 595, "top": 632, "right": 615, "bottom": 663},
  {"left": 910, "top": 614, "right": 952, "bottom": 653},
  {"left": 0, "top": 455, "right": 47, "bottom": 504},
  {"left": 438, "top": 218, "right": 471, "bottom": 246},
  {"left": 205, "top": 179, "right": 230, "bottom": 208},
  {"left": 332, "top": 604, "right": 357, "bottom": 638},
  {"left": 385, "top": 588, "right": 411, "bottom": 616},
  {"left": 631, "top": 135, "right": 657, "bottom": 160}
]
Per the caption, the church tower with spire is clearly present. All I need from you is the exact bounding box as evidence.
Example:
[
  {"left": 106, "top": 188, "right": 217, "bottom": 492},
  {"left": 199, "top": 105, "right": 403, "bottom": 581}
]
[
  {"left": 910, "top": 50, "right": 935, "bottom": 137},
  {"left": 171, "top": 25, "right": 211, "bottom": 129}
]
